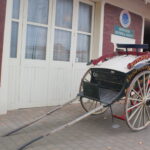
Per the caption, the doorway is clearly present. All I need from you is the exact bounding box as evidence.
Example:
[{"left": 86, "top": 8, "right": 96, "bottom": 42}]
[
  {"left": 7, "top": 0, "right": 95, "bottom": 110},
  {"left": 144, "top": 19, "right": 150, "bottom": 51}
]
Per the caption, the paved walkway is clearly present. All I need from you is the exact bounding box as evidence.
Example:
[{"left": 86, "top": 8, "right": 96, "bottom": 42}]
[{"left": 0, "top": 102, "right": 150, "bottom": 150}]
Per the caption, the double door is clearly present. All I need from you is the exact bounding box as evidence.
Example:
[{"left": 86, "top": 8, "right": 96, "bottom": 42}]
[{"left": 8, "top": 0, "right": 94, "bottom": 109}]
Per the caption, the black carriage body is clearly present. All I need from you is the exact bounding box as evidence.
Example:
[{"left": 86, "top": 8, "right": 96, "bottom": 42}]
[
  {"left": 82, "top": 63, "right": 150, "bottom": 105},
  {"left": 82, "top": 68, "right": 127, "bottom": 105},
  {"left": 90, "top": 68, "right": 126, "bottom": 91}
]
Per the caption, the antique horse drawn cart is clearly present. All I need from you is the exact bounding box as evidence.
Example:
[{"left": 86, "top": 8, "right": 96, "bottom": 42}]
[{"left": 3, "top": 44, "right": 150, "bottom": 150}]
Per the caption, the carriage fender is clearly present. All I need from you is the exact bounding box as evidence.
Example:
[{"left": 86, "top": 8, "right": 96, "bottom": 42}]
[{"left": 133, "top": 62, "right": 150, "bottom": 70}]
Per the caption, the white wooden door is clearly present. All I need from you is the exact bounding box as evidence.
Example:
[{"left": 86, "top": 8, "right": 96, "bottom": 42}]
[
  {"left": 19, "top": 0, "right": 51, "bottom": 108},
  {"left": 7, "top": 0, "right": 95, "bottom": 110},
  {"left": 71, "top": 0, "right": 95, "bottom": 98},
  {"left": 8, "top": 0, "right": 52, "bottom": 109}
]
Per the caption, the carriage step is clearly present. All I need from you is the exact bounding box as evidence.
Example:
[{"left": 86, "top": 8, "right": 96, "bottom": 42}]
[{"left": 99, "top": 88, "right": 119, "bottom": 105}]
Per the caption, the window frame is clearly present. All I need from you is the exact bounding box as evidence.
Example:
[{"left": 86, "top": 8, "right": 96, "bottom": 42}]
[
  {"left": 10, "top": 0, "right": 23, "bottom": 61},
  {"left": 50, "top": 0, "right": 75, "bottom": 64},
  {"left": 75, "top": 0, "right": 94, "bottom": 63},
  {"left": 51, "top": 0, "right": 95, "bottom": 64},
  {"left": 20, "top": 0, "right": 53, "bottom": 64},
  {"left": 9, "top": 0, "right": 95, "bottom": 65}
]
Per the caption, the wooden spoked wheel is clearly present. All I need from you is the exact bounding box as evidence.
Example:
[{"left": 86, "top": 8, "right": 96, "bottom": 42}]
[
  {"left": 80, "top": 69, "right": 108, "bottom": 115},
  {"left": 126, "top": 70, "right": 150, "bottom": 131}
]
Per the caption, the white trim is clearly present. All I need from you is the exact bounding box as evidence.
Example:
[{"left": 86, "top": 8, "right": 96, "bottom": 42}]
[
  {"left": 141, "top": 17, "right": 145, "bottom": 44},
  {"left": 111, "top": 34, "right": 135, "bottom": 51},
  {"left": 55, "top": 26, "right": 73, "bottom": 32},
  {"left": 145, "top": 0, "right": 150, "bottom": 4},
  {"left": 49, "top": 0, "right": 56, "bottom": 62},
  {"left": 111, "top": 34, "right": 135, "bottom": 43},
  {"left": 104, "top": 0, "right": 145, "bottom": 18},
  {"left": 0, "top": 0, "right": 13, "bottom": 114},
  {"left": 12, "top": 19, "right": 20, "bottom": 22},
  {"left": 27, "top": 22, "right": 49, "bottom": 28},
  {"left": 89, "top": 0, "right": 95, "bottom": 60},
  {"left": 77, "top": 31, "right": 92, "bottom": 36},
  {"left": 99, "top": 1, "right": 105, "bottom": 57},
  {"left": 46, "top": 0, "right": 53, "bottom": 62}
]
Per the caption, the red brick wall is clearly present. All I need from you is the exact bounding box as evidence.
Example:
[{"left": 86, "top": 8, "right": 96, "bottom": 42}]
[
  {"left": 103, "top": 3, "right": 143, "bottom": 55},
  {"left": 0, "top": 0, "right": 7, "bottom": 80}
]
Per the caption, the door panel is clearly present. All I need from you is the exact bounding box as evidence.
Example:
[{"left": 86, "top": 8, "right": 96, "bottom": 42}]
[
  {"left": 7, "top": 64, "right": 20, "bottom": 109},
  {"left": 19, "top": 66, "right": 49, "bottom": 108},
  {"left": 47, "top": 65, "right": 72, "bottom": 105}
]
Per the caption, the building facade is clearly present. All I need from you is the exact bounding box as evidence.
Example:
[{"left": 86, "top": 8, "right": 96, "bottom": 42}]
[{"left": 0, "top": 0, "right": 150, "bottom": 114}]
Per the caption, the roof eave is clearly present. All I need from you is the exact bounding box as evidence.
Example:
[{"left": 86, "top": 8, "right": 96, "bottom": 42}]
[{"left": 145, "top": 0, "right": 150, "bottom": 4}]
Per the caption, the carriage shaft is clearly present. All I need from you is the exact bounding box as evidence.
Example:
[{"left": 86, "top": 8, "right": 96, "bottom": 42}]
[
  {"left": 2, "top": 96, "right": 79, "bottom": 137},
  {"left": 18, "top": 104, "right": 105, "bottom": 150}
]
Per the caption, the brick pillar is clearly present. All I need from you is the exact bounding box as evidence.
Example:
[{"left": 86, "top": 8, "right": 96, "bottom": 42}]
[
  {"left": 103, "top": 3, "right": 143, "bottom": 55},
  {"left": 0, "top": 0, "right": 7, "bottom": 80}
]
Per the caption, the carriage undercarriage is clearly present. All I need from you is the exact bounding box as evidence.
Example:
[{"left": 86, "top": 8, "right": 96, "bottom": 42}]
[
  {"left": 80, "top": 68, "right": 150, "bottom": 131},
  {"left": 2, "top": 44, "right": 150, "bottom": 150}
]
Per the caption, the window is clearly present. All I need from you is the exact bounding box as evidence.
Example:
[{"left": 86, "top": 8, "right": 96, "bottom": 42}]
[
  {"left": 27, "top": 0, "right": 49, "bottom": 24},
  {"left": 76, "top": 2, "right": 92, "bottom": 63},
  {"left": 76, "top": 34, "right": 90, "bottom": 62},
  {"left": 55, "top": 0, "right": 73, "bottom": 29},
  {"left": 10, "top": 0, "right": 20, "bottom": 58},
  {"left": 78, "top": 3, "right": 92, "bottom": 33},
  {"left": 53, "top": 1, "right": 93, "bottom": 63},
  {"left": 25, "top": 25, "right": 47, "bottom": 59},
  {"left": 53, "top": 0, "right": 73, "bottom": 61},
  {"left": 12, "top": 0, "right": 20, "bottom": 19},
  {"left": 10, "top": 0, "right": 94, "bottom": 62},
  {"left": 25, "top": 0, "right": 49, "bottom": 60},
  {"left": 53, "top": 29, "right": 71, "bottom": 61}
]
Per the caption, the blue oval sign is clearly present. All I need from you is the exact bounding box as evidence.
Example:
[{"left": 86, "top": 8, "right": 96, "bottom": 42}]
[{"left": 120, "top": 10, "right": 131, "bottom": 28}]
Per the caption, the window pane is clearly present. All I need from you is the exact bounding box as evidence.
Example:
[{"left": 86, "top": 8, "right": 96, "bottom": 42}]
[
  {"left": 78, "top": 3, "right": 92, "bottom": 33},
  {"left": 28, "top": 0, "right": 49, "bottom": 24},
  {"left": 55, "top": 0, "right": 73, "bottom": 29},
  {"left": 53, "top": 29, "right": 71, "bottom": 61},
  {"left": 10, "top": 22, "right": 19, "bottom": 58},
  {"left": 76, "top": 34, "right": 90, "bottom": 63},
  {"left": 12, "top": 0, "right": 20, "bottom": 19},
  {"left": 25, "top": 25, "right": 47, "bottom": 60}
]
